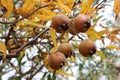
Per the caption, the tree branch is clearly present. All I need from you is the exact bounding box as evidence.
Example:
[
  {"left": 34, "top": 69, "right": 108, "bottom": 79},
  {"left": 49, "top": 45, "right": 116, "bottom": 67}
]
[
  {"left": 28, "top": 65, "right": 44, "bottom": 80},
  {"left": 0, "top": 28, "right": 49, "bottom": 60},
  {"left": 0, "top": 4, "right": 49, "bottom": 25},
  {"left": 15, "top": 28, "right": 49, "bottom": 54},
  {"left": 0, "top": 54, "right": 19, "bottom": 60}
]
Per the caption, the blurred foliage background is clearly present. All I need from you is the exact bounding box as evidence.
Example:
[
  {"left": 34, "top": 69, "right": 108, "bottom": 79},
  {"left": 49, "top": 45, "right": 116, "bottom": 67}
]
[{"left": 0, "top": 0, "right": 120, "bottom": 80}]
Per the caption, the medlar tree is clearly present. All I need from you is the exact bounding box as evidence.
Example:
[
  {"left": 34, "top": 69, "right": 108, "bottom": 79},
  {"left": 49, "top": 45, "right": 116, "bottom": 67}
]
[{"left": 0, "top": 0, "right": 120, "bottom": 80}]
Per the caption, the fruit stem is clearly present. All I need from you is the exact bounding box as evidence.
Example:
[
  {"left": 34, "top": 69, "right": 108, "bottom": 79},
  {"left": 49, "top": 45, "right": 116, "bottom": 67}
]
[{"left": 69, "top": 26, "right": 83, "bottom": 41}]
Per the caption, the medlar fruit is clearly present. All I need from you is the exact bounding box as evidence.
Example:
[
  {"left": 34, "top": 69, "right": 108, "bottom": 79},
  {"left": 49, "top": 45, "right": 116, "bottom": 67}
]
[
  {"left": 78, "top": 39, "right": 96, "bottom": 57},
  {"left": 68, "top": 14, "right": 91, "bottom": 35},
  {"left": 51, "top": 13, "right": 71, "bottom": 33},
  {"left": 57, "top": 43, "right": 74, "bottom": 58},
  {"left": 48, "top": 52, "right": 66, "bottom": 70}
]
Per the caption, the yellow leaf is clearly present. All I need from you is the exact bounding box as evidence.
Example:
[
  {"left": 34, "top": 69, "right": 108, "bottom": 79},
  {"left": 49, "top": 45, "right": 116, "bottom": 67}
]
[
  {"left": 1, "top": 0, "right": 14, "bottom": 18},
  {"left": 96, "top": 51, "right": 106, "bottom": 59},
  {"left": 19, "top": 51, "right": 24, "bottom": 58},
  {"left": 19, "top": 0, "right": 40, "bottom": 15},
  {"left": 43, "top": 54, "right": 49, "bottom": 66},
  {"left": 85, "top": 29, "right": 99, "bottom": 41},
  {"left": 80, "top": 0, "right": 94, "bottom": 14},
  {"left": 32, "top": 8, "right": 55, "bottom": 21},
  {"left": 39, "top": 8, "right": 56, "bottom": 16},
  {"left": 62, "top": 32, "right": 69, "bottom": 42},
  {"left": 57, "top": 0, "right": 71, "bottom": 13},
  {"left": 0, "top": 41, "right": 7, "bottom": 61},
  {"left": 50, "top": 47, "right": 57, "bottom": 53},
  {"left": 35, "top": 14, "right": 54, "bottom": 21},
  {"left": 97, "top": 29, "right": 109, "bottom": 36},
  {"left": 106, "top": 44, "right": 120, "bottom": 50},
  {"left": 50, "top": 28, "right": 57, "bottom": 47},
  {"left": 61, "top": 0, "right": 75, "bottom": 8},
  {"left": 70, "top": 55, "right": 76, "bottom": 62},
  {"left": 74, "top": 41, "right": 79, "bottom": 46},
  {"left": 21, "top": 20, "right": 49, "bottom": 28},
  {"left": 114, "top": 0, "right": 120, "bottom": 19}
]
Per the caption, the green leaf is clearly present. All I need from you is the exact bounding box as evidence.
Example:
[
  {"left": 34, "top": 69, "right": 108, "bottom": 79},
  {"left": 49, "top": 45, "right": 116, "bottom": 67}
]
[
  {"left": 42, "top": 72, "right": 47, "bottom": 79},
  {"left": 47, "top": 74, "right": 52, "bottom": 80},
  {"left": 52, "top": 72, "right": 56, "bottom": 80}
]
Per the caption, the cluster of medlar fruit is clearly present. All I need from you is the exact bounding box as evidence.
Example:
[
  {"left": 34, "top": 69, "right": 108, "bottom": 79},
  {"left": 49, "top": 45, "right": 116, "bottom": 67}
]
[
  {"left": 51, "top": 14, "right": 91, "bottom": 34},
  {"left": 48, "top": 40, "right": 96, "bottom": 70},
  {"left": 48, "top": 14, "right": 96, "bottom": 70},
  {"left": 48, "top": 41, "right": 96, "bottom": 70},
  {"left": 48, "top": 43, "right": 74, "bottom": 70}
]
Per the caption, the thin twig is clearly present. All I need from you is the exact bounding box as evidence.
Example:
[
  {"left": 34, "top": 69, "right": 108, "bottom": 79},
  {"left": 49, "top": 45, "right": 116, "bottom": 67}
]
[
  {"left": 28, "top": 65, "right": 44, "bottom": 80},
  {"left": 69, "top": 26, "right": 83, "bottom": 40},
  {"left": 5, "top": 27, "right": 14, "bottom": 53},
  {"left": 0, "top": 54, "right": 19, "bottom": 60},
  {"left": 94, "top": 0, "right": 106, "bottom": 8},
  {"left": 15, "top": 28, "right": 49, "bottom": 54},
  {"left": 0, "top": 28, "right": 49, "bottom": 59}
]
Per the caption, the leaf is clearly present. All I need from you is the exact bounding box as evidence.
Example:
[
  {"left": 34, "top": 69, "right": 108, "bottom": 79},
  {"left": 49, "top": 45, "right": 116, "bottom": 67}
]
[
  {"left": 33, "top": 8, "right": 56, "bottom": 21},
  {"left": 20, "top": 20, "right": 49, "bottom": 28},
  {"left": 19, "top": 0, "right": 38, "bottom": 15},
  {"left": 114, "top": 0, "right": 120, "bottom": 19},
  {"left": 85, "top": 29, "right": 99, "bottom": 41},
  {"left": 50, "top": 28, "right": 57, "bottom": 48},
  {"left": 50, "top": 47, "right": 57, "bottom": 53},
  {"left": 1, "top": 0, "right": 14, "bottom": 18},
  {"left": 42, "top": 72, "right": 47, "bottom": 79},
  {"left": 56, "top": 0, "right": 71, "bottom": 13},
  {"left": 108, "top": 34, "right": 116, "bottom": 42},
  {"left": 106, "top": 44, "right": 120, "bottom": 50},
  {"left": 96, "top": 51, "right": 106, "bottom": 59},
  {"left": 97, "top": 29, "right": 109, "bottom": 36},
  {"left": 47, "top": 74, "right": 52, "bottom": 80},
  {"left": 62, "top": 32, "right": 69, "bottom": 42},
  {"left": 35, "top": 14, "right": 54, "bottom": 21},
  {"left": 80, "top": 0, "right": 94, "bottom": 14},
  {"left": 70, "top": 55, "right": 76, "bottom": 62},
  {"left": 0, "top": 41, "right": 7, "bottom": 61},
  {"left": 61, "top": 0, "right": 75, "bottom": 8},
  {"left": 19, "top": 51, "right": 24, "bottom": 58},
  {"left": 52, "top": 72, "right": 56, "bottom": 80},
  {"left": 43, "top": 54, "right": 49, "bottom": 66}
]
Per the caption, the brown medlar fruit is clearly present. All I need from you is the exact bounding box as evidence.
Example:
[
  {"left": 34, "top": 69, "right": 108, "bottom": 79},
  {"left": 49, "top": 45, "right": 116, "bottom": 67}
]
[
  {"left": 51, "top": 13, "right": 71, "bottom": 33},
  {"left": 68, "top": 14, "right": 91, "bottom": 35},
  {"left": 48, "top": 52, "right": 66, "bottom": 70},
  {"left": 57, "top": 43, "right": 74, "bottom": 58},
  {"left": 78, "top": 39, "right": 96, "bottom": 57}
]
